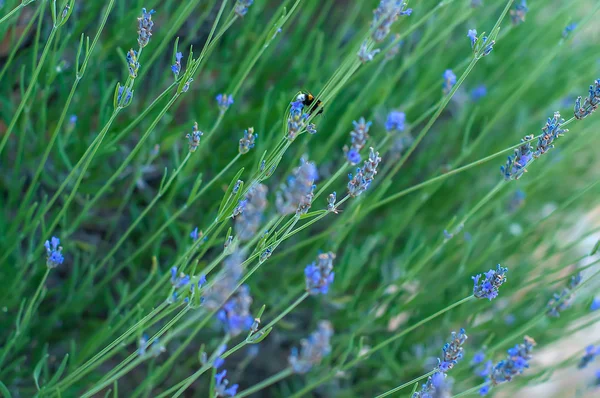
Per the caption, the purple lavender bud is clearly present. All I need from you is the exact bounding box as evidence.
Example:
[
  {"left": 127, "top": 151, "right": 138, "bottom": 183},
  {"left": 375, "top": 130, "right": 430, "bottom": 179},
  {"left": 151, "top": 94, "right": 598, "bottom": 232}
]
[
  {"left": 44, "top": 236, "right": 64, "bottom": 268},
  {"left": 289, "top": 321, "right": 333, "bottom": 373}
]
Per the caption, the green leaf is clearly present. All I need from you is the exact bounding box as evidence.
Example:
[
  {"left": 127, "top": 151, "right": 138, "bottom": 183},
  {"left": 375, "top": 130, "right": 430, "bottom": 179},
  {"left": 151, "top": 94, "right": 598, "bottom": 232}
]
[
  {"left": 590, "top": 239, "right": 600, "bottom": 256},
  {"left": 0, "top": 381, "right": 12, "bottom": 398},
  {"left": 216, "top": 168, "right": 245, "bottom": 219},
  {"left": 46, "top": 354, "right": 69, "bottom": 387},
  {"left": 33, "top": 354, "right": 49, "bottom": 390},
  {"left": 248, "top": 327, "right": 273, "bottom": 344}
]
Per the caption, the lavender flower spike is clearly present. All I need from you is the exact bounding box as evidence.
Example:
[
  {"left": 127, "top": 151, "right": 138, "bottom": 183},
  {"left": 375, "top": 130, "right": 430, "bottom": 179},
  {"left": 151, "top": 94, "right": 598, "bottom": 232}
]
[
  {"left": 347, "top": 147, "right": 381, "bottom": 197},
  {"left": 215, "top": 369, "right": 239, "bottom": 397},
  {"left": 44, "top": 236, "right": 64, "bottom": 268},
  {"left": 305, "top": 252, "right": 336, "bottom": 295},
  {"left": 289, "top": 321, "right": 333, "bottom": 373},
  {"left": 438, "top": 328, "right": 468, "bottom": 372},
  {"left": 137, "top": 8, "right": 155, "bottom": 48},
  {"left": 472, "top": 264, "right": 508, "bottom": 301}
]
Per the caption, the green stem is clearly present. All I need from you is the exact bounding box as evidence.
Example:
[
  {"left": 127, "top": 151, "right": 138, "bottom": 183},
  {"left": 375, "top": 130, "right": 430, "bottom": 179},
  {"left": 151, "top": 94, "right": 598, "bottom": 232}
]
[
  {"left": 0, "top": 27, "right": 57, "bottom": 155},
  {"left": 236, "top": 368, "right": 294, "bottom": 398},
  {"left": 374, "top": 370, "right": 436, "bottom": 398}
]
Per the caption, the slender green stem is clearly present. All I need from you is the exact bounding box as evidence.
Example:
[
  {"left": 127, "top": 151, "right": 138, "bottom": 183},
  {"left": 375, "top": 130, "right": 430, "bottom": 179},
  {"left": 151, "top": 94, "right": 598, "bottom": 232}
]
[
  {"left": 236, "top": 368, "right": 294, "bottom": 398},
  {"left": 0, "top": 27, "right": 57, "bottom": 155},
  {"left": 374, "top": 370, "right": 436, "bottom": 398},
  {"left": 0, "top": 1, "right": 25, "bottom": 25}
]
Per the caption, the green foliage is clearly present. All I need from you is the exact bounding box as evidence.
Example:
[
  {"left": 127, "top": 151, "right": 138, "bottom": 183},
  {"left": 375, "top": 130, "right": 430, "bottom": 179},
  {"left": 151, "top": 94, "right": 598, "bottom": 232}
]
[{"left": 1, "top": 0, "right": 600, "bottom": 396}]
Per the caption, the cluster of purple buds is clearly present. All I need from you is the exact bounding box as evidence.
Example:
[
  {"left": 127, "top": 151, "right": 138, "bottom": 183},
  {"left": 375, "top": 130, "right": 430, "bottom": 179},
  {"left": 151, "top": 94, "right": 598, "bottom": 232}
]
[
  {"left": 289, "top": 321, "right": 333, "bottom": 373},
  {"left": 287, "top": 100, "right": 316, "bottom": 140},
  {"left": 385, "top": 110, "right": 406, "bottom": 132},
  {"left": 44, "top": 237, "right": 64, "bottom": 268},
  {"left": 371, "top": 1, "right": 412, "bottom": 43},
  {"left": 217, "top": 284, "right": 254, "bottom": 337},
  {"left": 276, "top": 158, "right": 318, "bottom": 214},
  {"left": 481, "top": 336, "right": 536, "bottom": 395},
  {"left": 563, "top": 23, "right": 577, "bottom": 38},
  {"left": 186, "top": 122, "right": 203, "bottom": 152},
  {"left": 510, "top": 0, "right": 529, "bottom": 25},
  {"left": 234, "top": 0, "right": 254, "bottom": 17},
  {"left": 304, "top": 252, "right": 336, "bottom": 295},
  {"left": 296, "top": 184, "right": 315, "bottom": 216},
  {"left": 347, "top": 147, "right": 381, "bottom": 197},
  {"left": 117, "top": 85, "right": 134, "bottom": 106},
  {"left": 127, "top": 49, "right": 139, "bottom": 78},
  {"left": 216, "top": 94, "right": 234, "bottom": 113},
  {"left": 468, "top": 29, "right": 495, "bottom": 58},
  {"left": 204, "top": 250, "right": 244, "bottom": 310},
  {"left": 137, "top": 8, "right": 155, "bottom": 48},
  {"left": 533, "top": 112, "right": 567, "bottom": 158},
  {"left": 575, "top": 79, "right": 600, "bottom": 120},
  {"left": 170, "top": 267, "right": 191, "bottom": 291},
  {"left": 327, "top": 192, "right": 337, "bottom": 213},
  {"left": 500, "top": 134, "right": 534, "bottom": 181},
  {"left": 234, "top": 184, "right": 268, "bottom": 241},
  {"left": 171, "top": 52, "right": 183, "bottom": 77},
  {"left": 443, "top": 69, "right": 456, "bottom": 95},
  {"left": 471, "top": 85, "right": 488, "bottom": 101},
  {"left": 358, "top": 41, "right": 380, "bottom": 63},
  {"left": 547, "top": 272, "right": 582, "bottom": 317},
  {"left": 190, "top": 227, "right": 202, "bottom": 241},
  {"left": 438, "top": 328, "right": 468, "bottom": 372},
  {"left": 343, "top": 117, "right": 372, "bottom": 165},
  {"left": 215, "top": 369, "right": 239, "bottom": 397},
  {"left": 137, "top": 334, "right": 166, "bottom": 357},
  {"left": 413, "top": 372, "right": 453, "bottom": 398},
  {"left": 472, "top": 264, "right": 508, "bottom": 301},
  {"left": 578, "top": 345, "right": 597, "bottom": 369},
  {"left": 239, "top": 127, "right": 256, "bottom": 154}
]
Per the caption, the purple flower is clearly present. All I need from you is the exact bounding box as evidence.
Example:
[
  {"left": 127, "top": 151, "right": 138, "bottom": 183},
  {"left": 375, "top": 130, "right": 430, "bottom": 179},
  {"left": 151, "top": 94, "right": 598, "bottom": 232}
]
[
  {"left": 578, "top": 345, "right": 597, "bottom": 369},
  {"left": 239, "top": 127, "right": 256, "bottom": 154},
  {"left": 438, "top": 328, "right": 468, "bottom": 373},
  {"left": 472, "top": 351, "right": 486, "bottom": 365},
  {"left": 234, "top": 184, "right": 268, "bottom": 241},
  {"left": 371, "top": 1, "right": 412, "bottom": 42},
  {"left": 171, "top": 52, "right": 183, "bottom": 76},
  {"left": 216, "top": 94, "right": 234, "bottom": 113},
  {"left": 347, "top": 147, "right": 381, "bottom": 197},
  {"left": 217, "top": 285, "right": 253, "bottom": 337},
  {"left": 591, "top": 297, "right": 600, "bottom": 311},
  {"left": 304, "top": 252, "right": 336, "bottom": 295},
  {"left": 234, "top": 0, "right": 254, "bottom": 17},
  {"left": 289, "top": 321, "right": 333, "bottom": 373},
  {"left": 472, "top": 264, "right": 508, "bottom": 301},
  {"left": 186, "top": 122, "right": 203, "bottom": 152},
  {"left": 467, "top": 29, "right": 477, "bottom": 46},
  {"left": 575, "top": 79, "right": 600, "bottom": 120},
  {"left": 44, "top": 236, "right": 64, "bottom": 268},
  {"left": 215, "top": 369, "right": 239, "bottom": 397},
  {"left": 443, "top": 69, "right": 456, "bottom": 94},
  {"left": 385, "top": 110, "right": 406, "bottom": 132},
  {"left": 485, "top": 336, "right": 535, "bottom": 391},
  {"left": 137, "top": 8, "right": 155, "bottom": 48},
  {"left": 190, "top": 227, "right": 200, "bottom": 241},
  {"left": 346, "top": 149, "right": 361, "bottom": 164},
  {"left": 563, "top": 23, "right": 577, "bottom": 38},
  {"left": 471, "top": 85, "right": 487, "bottom": 101},
  {"left": 358, "top": 41, "right": 380, "bottom": 63},
  {"left": 170, "top": 267, "right": 191, "bottom": 288},
  {"left": 276, "top": 158, "right": 318, "bottom": 214},
  {"left": 500, "top": 135, "right": 534, "bottom": 181},
  {"left": 510, "top": 0, "right": 528, "bottom": 25}
]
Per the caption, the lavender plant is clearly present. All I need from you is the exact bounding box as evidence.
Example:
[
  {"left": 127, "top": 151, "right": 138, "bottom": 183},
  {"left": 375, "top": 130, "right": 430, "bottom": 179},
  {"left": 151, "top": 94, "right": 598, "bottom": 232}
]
[{"left": 2, "top": 0, "right": 600, "bottom": 397}]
